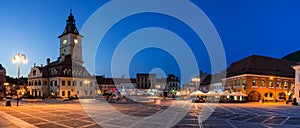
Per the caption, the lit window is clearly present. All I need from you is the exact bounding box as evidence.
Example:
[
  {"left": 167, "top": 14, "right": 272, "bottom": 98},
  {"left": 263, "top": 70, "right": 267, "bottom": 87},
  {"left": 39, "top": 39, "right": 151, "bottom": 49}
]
[
  {"left": 291, "top": 82, "right": 295, "bottom": 89},
  {"left": 284, "top": 81, "right": 288, "bottom": 89},
  {"left": 276, "top": 81, "right": 280, "bottom": 88},
  {"left": 252, "top": 80, "right": 257, "bottom": 86},
  {"left": 261, "top": 80, "right": 265, "bottom": 87},
  {"left": 241, "top": 79, "right": 245, "bottom": 85},
  {"left": 269, "top": 81, "right": 273, "bottom": 87}
]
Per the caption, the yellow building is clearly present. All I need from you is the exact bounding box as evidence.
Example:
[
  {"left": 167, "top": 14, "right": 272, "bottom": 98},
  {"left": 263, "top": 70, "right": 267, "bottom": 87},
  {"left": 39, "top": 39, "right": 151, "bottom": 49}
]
[{"left": 224, "top": 55, "right": 296, "bottom": 102}]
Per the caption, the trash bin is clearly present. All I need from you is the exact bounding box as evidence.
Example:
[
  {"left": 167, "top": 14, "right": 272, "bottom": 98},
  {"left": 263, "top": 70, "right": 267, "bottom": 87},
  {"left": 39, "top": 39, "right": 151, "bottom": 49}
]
[{"left": 6, "top": 100, "right": 11, "bottom": 107}]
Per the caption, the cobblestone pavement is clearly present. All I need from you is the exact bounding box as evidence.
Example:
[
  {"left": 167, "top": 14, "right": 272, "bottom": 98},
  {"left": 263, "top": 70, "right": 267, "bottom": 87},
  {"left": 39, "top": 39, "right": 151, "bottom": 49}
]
[{"left": 1, "top": 100, "right": 300, "bottom": 128}]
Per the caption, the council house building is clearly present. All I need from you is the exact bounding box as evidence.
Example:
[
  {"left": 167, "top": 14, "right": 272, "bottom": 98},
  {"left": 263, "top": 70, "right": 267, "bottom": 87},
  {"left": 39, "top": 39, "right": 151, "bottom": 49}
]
[{"left": 27, "top": 10, "right": 96, "bottom": 98}]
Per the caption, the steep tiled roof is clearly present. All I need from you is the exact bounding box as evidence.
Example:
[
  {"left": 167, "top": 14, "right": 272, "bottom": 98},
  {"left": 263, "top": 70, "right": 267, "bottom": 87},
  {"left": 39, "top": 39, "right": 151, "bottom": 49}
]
[
  {"left": 58, "top": 9, "right": 82, "bottom": 38},
  {"left": 227, "top": 55, "right": 296, "bottom": 78},
  {"left": 37, "top": 55, "right": 91, "bottom": 78}
]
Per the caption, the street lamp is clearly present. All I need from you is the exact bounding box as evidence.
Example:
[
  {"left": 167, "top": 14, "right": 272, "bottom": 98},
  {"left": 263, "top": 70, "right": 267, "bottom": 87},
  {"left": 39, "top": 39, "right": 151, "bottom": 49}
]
[{"left": 12, "top": 53, "right": 27, "bottom": 106}]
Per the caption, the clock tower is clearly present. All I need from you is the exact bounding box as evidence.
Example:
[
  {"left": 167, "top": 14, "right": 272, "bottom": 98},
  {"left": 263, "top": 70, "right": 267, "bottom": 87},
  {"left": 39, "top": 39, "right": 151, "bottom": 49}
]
[{"left": 58, "top": 9, "right": 83, "bottom": 66}]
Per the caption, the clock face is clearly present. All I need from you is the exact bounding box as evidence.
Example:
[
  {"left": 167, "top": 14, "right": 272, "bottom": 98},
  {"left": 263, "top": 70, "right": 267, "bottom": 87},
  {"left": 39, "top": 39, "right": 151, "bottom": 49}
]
[
  {"left": 74, "top": 39, "right": 78, "bottom": 44},
  {"left": 63, "top": 39, "right": 67, "bottom": 44}
]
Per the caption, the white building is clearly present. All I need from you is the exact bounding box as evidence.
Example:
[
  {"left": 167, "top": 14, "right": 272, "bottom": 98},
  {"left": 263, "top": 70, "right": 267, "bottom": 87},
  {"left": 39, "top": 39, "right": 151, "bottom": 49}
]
[
  {"left": 27, "top": 10, "right": 96, "bottom": 98},
  {"left": 293, "top": 64, "right": 300, "bottom": 102}
]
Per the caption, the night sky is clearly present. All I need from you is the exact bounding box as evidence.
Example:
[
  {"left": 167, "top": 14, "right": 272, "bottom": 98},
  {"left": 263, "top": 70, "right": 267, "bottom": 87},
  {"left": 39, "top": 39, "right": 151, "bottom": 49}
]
[{"left": 1, "top": 0, "right": 300, "bottom": 83}]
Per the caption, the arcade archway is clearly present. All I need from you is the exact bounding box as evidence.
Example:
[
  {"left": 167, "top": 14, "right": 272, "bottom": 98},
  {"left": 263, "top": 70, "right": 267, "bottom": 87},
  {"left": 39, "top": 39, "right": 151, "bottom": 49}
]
[{"left": 248, "top": 91, "right": 261, "bottom": 102}]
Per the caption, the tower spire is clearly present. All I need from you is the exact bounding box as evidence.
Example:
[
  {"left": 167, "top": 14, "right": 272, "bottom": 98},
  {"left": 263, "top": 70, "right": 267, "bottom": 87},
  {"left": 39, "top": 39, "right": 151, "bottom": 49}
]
[{"left": 58, "top": 9, "right": 79, "bottom": 38}]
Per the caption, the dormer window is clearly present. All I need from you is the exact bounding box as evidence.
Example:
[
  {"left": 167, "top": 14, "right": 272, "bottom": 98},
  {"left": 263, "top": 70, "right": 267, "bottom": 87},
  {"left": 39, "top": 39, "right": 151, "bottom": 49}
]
[{"left": 33, "top": 70, "right": 36, "bottom": 76}]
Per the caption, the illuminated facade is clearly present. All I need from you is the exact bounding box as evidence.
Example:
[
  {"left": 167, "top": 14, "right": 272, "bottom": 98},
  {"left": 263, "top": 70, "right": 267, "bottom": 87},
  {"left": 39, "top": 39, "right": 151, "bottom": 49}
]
[
  {"left": 224, "top": 55, "right": 296, "bottom": 102},
  {"left": 27, "top": 10, "right": 96, "bottom": 98}
]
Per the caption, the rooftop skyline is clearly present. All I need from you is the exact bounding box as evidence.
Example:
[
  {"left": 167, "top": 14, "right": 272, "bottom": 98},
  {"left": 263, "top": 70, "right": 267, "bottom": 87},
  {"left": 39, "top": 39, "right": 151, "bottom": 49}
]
[{"left": 1, "top": 1, "right": 300, "bottom": 83}]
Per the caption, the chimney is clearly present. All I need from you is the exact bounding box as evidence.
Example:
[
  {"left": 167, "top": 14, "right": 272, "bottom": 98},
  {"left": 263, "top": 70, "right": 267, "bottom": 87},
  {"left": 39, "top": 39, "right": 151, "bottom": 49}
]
[
  {"left": 34, "top": 63, "right": 36, "bottom": 67},
  {"left": 47, "top": 58, "right": 50, "bottom": 65},
  {"left": 41, "top": 64, "right": 43, "bottom": 67}
]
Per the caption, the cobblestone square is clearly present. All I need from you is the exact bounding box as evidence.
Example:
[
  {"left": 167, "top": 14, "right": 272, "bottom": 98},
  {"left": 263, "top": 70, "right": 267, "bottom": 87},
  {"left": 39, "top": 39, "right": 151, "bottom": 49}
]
[{"left": 1, "top": 99, "right": 300, "bottom": 128}]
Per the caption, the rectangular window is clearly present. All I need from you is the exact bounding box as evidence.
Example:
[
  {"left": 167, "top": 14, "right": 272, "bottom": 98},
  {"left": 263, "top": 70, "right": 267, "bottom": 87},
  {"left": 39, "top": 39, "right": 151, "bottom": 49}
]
[
  {"left": 299, "top": 73, "right": 300, "bottom": 82},
  {"left": 242, "top": 79, "right": 245, "bottom": 85},
  {"left": 50, "top": 81, "right": 53, "bottom": 86},
  {"left": 252, "top": 80, "right": 256, "bottom": 86},
  {"left": 291, "top": 82, "right": 295, "bottom": 89},
  {"left": 90, "top": 82, "right": 93, "bottom": 87},
  {"left": 62, "top": 91, "right": 65, "bottom": 96},
  {"left": 67, "top": 81, "right": 71, "bottom": 86},
  {"left": 55, "top": 81, "right": 57, "bottom": 86},
  {"left": 269, "top": 81, "right": 273, "bottom": 87},
  {"left": 80, "top": 82, "right": 83, "bottom": 86},
  {"left": 62, "top": 80, "right": 65, "bottom": 86},
  {"left": 284, "top": 81, "right": 288, "bottom": 89},
  {"left": 276, "top": 81, "right": 280, "bottom": 88},
  {"left": 73, "top": 81, "right": 76, "bottom": 86},
  {"left": 261, "top": 80, "right": 265, "bottom": 87}
]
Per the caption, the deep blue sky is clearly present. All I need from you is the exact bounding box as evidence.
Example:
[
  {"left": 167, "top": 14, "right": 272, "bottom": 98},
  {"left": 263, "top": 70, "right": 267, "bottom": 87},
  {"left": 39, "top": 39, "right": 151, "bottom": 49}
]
[{"left": 1, "top": 0, "right": 300, "bottom": 83}]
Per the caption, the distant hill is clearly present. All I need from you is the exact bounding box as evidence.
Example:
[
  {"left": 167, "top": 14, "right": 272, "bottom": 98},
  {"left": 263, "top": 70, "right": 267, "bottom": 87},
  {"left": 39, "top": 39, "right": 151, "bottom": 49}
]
[{"left": 282, "top": 50, "right": 300, "bottom": 62}]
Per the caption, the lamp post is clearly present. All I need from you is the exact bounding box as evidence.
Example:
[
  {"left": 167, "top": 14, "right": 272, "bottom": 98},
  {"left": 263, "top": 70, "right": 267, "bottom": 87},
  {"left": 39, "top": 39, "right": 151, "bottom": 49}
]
[{"left": 12, "top": 53, "right": 27, "bottom": 106}]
